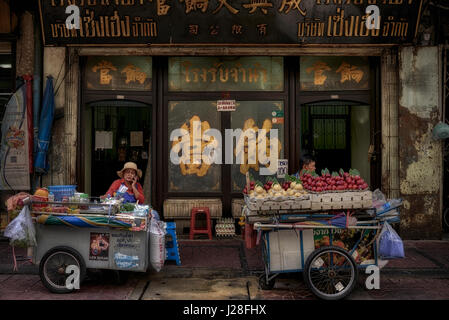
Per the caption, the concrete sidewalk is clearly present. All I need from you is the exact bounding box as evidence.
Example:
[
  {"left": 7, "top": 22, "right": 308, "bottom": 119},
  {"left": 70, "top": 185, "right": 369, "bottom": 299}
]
[{"left": 1, "top": 238, "right": 449, "bottom": 300}]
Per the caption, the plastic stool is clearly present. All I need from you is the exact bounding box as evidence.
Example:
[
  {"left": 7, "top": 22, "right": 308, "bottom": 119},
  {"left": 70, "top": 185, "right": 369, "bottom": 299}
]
[
  {"left": 189, "top": 207, "right": 212, "bottom": 240},
  {"left": 165, "top": 222, "right": 181, "bottom": 265}
]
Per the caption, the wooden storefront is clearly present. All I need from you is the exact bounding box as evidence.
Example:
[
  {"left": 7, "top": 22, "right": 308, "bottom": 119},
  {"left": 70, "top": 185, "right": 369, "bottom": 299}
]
[{"left": 37, "top": 0, "right": 432, "bottom": 235}]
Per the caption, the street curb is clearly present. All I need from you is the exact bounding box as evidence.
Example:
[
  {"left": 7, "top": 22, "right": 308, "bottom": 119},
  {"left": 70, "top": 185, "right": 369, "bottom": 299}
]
[
  {"left": 2, "top": 265, "right": 449, "bottom": 278},
  {"left": 0, "top": 265, "right": 39, "bottom": 275}
]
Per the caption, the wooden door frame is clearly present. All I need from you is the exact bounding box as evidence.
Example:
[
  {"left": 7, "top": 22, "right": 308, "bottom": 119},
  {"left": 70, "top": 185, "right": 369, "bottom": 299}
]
[
  {"left": 77, "top": 57, "right": 155, "bottom": 198},
  {"left": 294, "top": 58, "right": 381, "bottom": 189}
]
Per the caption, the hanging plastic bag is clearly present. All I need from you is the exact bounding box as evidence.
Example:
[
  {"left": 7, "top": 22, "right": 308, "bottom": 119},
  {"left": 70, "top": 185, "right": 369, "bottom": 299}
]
[
  {"left": 149, "top": 218, "right": 166, "bottom": 272},
  {"left": 150, "top": 209, "right": 160, "bottom": 221},
  {"left": 4, "top": 206, "right": 37, "bottom": 248},
  {"left": 372, "top": 189, "right": 387, "bottom": 210},
  {"left": 378, "top": 222, "right": 404, "bottom": 259}
]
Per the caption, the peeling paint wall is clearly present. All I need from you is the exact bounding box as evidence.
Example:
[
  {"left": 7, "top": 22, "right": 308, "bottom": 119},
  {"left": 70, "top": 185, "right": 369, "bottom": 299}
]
[
  {"left": 42, "top": 47, "right": 66, "bottom": 186},
  {"left": 399, "top": 46, "right": 443, "bottom": 239},
  {"left": 15, "top": 12, "right": 34, "bottom": 76},
  {"left": 381, "top": 49, "right": 400, "bottom": 200}
]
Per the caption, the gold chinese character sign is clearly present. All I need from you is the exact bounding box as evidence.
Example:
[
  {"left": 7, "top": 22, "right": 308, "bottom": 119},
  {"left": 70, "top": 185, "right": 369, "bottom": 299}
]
[
  {"left": 86, "top": 56, "right": 152, "bottom": 91},
  {"left": 300, "top": 56, "right": 369, "bottom": 91}
]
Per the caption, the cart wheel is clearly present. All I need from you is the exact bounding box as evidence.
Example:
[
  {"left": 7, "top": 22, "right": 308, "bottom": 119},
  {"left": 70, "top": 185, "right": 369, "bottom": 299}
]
[
  {"left": 39, "top": 246, "right": 86, "bottom": 294},
  {"left": 258, "top": 274, "right": 275, "bottom": 290},
  {"left": 303, "top": 246, "right": 358, "bottom": 300}
]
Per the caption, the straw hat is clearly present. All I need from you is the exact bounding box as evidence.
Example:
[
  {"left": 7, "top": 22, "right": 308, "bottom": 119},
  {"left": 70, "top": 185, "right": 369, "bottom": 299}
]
[{"left": 117, "top": 162, "right": 142, "bottom": 178}]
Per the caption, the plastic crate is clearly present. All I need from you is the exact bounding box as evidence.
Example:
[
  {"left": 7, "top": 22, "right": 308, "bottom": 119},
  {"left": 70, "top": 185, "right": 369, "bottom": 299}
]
[{"left": 48, "top": 185, "right": 77, "bottom": 201}]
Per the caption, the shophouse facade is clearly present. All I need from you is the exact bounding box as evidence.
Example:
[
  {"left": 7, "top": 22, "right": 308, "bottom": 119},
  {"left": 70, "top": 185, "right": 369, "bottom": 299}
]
[{"left": 0, "top": 0, "right": 447, "bottom": 239}]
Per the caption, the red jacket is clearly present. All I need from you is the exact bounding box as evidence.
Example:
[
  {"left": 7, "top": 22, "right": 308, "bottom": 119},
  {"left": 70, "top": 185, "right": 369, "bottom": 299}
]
[{"left": 106, "top": 178, "right": 145, "bottom": 204}]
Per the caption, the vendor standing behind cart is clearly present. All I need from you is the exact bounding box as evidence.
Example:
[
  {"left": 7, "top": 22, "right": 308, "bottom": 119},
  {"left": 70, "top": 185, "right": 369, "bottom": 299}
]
[
  {"left": 294, "top": 153, "right": 316, "bottom": 179},
  {"left": 104, "top": 162, "right": 145, "bottom": 204}
]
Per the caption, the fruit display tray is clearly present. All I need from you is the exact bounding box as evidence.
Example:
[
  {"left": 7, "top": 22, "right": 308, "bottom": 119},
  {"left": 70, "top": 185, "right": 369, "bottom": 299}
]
[
  {"left": 243, "top": 191, "right": 373, "bottom": 214},
  {"left": 310, "top": 191, "right": 373, "bottom": 210},
  {"left": 244, "top": 195, "right": 311, "bottom": 213}
]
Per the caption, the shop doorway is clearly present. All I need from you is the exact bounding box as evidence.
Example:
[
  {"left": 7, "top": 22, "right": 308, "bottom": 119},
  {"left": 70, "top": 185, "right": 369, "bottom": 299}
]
[
  {"left": 299, "top": 102, "right": 372, "bottom": 186},
  {"left": 85, "top": 100, "right": 152, "bottom": 198}
]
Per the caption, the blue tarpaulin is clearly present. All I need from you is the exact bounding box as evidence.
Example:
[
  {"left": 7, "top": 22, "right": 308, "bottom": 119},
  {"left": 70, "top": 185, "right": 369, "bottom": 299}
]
[{"left": 34, "top": 76, "right": 55, "bottom": 174}]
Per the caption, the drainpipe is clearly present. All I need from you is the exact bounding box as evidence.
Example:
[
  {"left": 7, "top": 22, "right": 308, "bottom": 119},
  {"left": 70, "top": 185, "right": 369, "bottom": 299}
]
[{"left": 32, "top": 13, "right": 42, "bottom": 192}]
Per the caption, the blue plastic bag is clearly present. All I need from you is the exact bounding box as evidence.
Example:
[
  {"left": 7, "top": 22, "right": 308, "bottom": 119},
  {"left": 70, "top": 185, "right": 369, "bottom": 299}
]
[
  {"left": 151, "top": 209, "right": 160, "bottom": 221},
  {"left": 379, "top": 222, "right": 405, "bottom": 259}
]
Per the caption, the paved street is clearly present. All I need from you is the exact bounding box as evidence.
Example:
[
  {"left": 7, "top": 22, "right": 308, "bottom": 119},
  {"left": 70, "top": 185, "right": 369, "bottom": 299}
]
[{"left": 1, "top": 239, "right": 449, "bottom": 300}]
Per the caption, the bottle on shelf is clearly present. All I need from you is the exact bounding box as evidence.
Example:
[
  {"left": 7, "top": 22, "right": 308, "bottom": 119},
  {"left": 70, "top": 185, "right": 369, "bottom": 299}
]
[{"left": 48, "top": 192, "right": 54, "bottom": 206}]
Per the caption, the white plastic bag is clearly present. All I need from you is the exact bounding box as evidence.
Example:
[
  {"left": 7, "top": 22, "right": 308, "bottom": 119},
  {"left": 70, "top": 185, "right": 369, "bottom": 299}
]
[
  {"left": 4, "top": 206, "right": 37, "bottom": 248},
  {"left": 149, "top": 219, "right": 166, "bottom": 272}
]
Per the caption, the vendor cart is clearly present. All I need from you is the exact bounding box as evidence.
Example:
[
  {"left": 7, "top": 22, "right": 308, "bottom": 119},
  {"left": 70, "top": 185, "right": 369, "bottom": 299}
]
[
  {"left": 244, "top": 193, "right": 402, "bottom": 300},
  {"left": 23, "top": 196, "right": 153, "bottom": 294}
]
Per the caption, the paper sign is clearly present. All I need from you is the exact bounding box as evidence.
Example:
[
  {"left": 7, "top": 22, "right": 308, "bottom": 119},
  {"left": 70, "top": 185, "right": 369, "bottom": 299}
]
[
  {"left": 277, "top": 159, "right": 288, "bottom": 178},
  {"left": 272, "top": 117, "right": 284, "bottom": 124},
  {"left": 271, "top": 110, "right": 284, "bottom": 117},
  {"left": 95, "top": 131, "right": 113, "bottom": 150},
  {"left": 130, "top": 131, "right": 143, "bottom": 147},
  {"left": 89, "top": 233, "right": 110, "bottom": 261},
  {"left": 217, "top": 100, "right": 236, "bottom": 111}
]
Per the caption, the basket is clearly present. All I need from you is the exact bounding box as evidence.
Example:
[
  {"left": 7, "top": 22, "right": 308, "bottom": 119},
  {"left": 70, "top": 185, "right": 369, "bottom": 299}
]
[{"left": 48, "top": 185, "right": 77, "bottom": 201}]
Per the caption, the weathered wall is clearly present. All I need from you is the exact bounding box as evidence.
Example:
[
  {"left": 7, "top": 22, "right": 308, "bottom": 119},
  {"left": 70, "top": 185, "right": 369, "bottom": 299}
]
[
  {"left": 42, "top": 47, "right": 79, "bottom": 187},
  {"left": 398, "top": 46, "right": 443, "bottom": 239},
  {"left": 15, "top": 11, "right": 34, "bottom": 76},
  {"left": 381, "top": 48, "right": 400, "bottom": 200},
  {"left": 42, "top": 47, "right": 66, "bottom": 186}
]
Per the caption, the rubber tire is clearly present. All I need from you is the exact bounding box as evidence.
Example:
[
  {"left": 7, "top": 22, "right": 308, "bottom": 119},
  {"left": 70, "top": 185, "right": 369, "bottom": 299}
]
[
  {"left": 39, "top": 246, "right": 86, "bottom": 294},
  {"left": 258, "top": 274, "right": 275, "bottom": 290},
  {"left": 303, "top": 246, "right": 358, "bottom": 300}
]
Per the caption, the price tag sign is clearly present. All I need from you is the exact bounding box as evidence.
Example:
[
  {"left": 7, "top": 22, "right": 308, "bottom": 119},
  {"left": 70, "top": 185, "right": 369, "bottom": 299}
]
[{"left": 277, "top": 159, "right": 288, "bottom": 178}]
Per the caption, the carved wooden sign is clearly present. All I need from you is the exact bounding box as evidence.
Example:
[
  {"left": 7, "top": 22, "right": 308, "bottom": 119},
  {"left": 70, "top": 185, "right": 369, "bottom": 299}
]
[{"left": 39, "top": 0, "right": 424, "bottom": 45}]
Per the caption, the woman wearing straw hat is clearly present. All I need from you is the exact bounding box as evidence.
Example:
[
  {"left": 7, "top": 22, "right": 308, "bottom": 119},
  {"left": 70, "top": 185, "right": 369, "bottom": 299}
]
[{"left": 104, "top": 162, "right": 145, "bottom": 204}]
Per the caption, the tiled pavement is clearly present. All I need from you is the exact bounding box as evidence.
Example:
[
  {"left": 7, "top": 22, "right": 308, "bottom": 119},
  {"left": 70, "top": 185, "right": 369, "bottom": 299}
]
[{"left": 1, "top": 238, "right": 449, "bottom": 300}]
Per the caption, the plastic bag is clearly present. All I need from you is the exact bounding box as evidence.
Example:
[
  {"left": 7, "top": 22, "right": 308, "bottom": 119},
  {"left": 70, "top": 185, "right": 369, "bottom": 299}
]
[
  {"left": 4, "top": 206, "right": 37, "bottom": 248},
  {"left": 378, "top": 222, "right": 404, "bottom": 259},
  {"left": 149, "top": 219, "right": 166, "bottom": 272},
  {"left": 150, "top": 209, "right": 160, "bottom": 221},
  {"left": 133, "top": 204, "right": 150, "bottom": 217},
  {"left": 372, "top": 189, "right": 387, "bottom": 209}
]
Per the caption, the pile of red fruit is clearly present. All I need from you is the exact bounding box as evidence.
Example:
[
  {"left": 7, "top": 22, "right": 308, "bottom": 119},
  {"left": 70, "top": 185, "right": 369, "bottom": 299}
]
[
  {"left": 281, "top": 181, "right": 292, "bottom": 191},
  {"left": 302, "top": 169, "right": 369, "bottom": 193},
  {"left": 263, "top": 180, "right": 274, "bottom": 191},
  {"left": 243, "top": 181, "right": 255, "bottom": 194}
]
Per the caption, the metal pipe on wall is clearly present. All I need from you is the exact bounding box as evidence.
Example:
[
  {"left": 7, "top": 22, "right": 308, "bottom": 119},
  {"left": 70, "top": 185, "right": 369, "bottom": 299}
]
[{"left": 32, "top": 13, "right": 43, "bottom": 191}]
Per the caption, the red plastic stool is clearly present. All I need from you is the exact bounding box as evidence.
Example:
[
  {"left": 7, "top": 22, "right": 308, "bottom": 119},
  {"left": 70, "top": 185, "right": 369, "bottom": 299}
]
[{"left": 189, "top": 207, "right": 212, "bottom": 240}]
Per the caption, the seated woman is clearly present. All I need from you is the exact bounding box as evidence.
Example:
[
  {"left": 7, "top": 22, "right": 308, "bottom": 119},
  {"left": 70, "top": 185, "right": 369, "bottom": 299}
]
[{"left": 104, "top": 162, "right": 145, "bottom": 204}]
